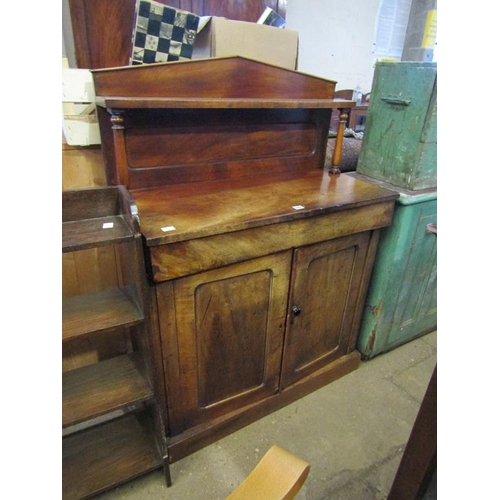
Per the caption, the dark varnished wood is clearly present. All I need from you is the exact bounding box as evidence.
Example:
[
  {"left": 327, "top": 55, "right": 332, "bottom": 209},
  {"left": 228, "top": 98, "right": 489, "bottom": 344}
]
[
  {"left": 62, "top": 329, "right": 130, "bottom": 373},
  {"left": 62, "top": 216, "right": 134, "bottom": 252},
  {"left": 92, "top": 56, "right": 335, "bottom": 102},
  {"left": 150, "top": 173, "right": 395, "bottom": 455},
  {"left": 92, "top": 57, "right": 336, "bottom": 189},
  {"left": 62, "top": 185, "right": 171, "bottom": 495},
  {"left": 388, "top": 365, "right": 437, "bottom": 500},
  {"left": 62, "top": 353, "right": 153, "bottom": 428},
  {"left": 167, "top": 351, "right": 361, "bottom": 462},
  {"left": 158, "top": 252, "right": 291, "bottom": 435},
  {"left": 347, "top": 229, "right": 381, "bottom": 353},
  {"left": 134, "top": 170, "right": 399, "bottom": 247},
  {"left": 112, "top": 108, "right": 330, "bottom": 189},
  {"left": 86, "top": 56, "right": 400, "bottom": 470},
  {"left": 62, "top": 412, "right": 162, "bottom": 499},
  {"left": 114, "top": 108, "right": 327, "bottom": 190},
  {"left": 62, "top": 286, "right": 144, "bottom": 342},
  {"left": 69, "top": 0, "right": 138, "bottom": 69},
  {"left": 96, "top": 97, "right": 337, "bottom": 109},
  {"left": 62, "top": 185, "right": 136, "bottom": 223},
  {"left": 155, "top": 222, "right": 385, "bottom": 459},
  {"left": 149, "top": 203, "right": 393, "bottom": 282},
  {"left": 62, "top": 186, "right": 139, "bottom": 252},
  {"left": 280, "top": 233, "right": 371, "bottom": 388}
]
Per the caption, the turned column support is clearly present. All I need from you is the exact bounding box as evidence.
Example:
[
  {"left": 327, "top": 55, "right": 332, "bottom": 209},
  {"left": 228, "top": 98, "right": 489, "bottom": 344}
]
[
  {"left": 330, "top": 100, "right": 355, "bottom": 176},
  {"left": 109, "top": 109, "right": 130, "bottom": 188}
]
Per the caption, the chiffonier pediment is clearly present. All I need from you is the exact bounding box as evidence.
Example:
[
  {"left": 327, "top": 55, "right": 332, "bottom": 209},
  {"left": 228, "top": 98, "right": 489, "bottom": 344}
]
[{"left": 91, "top": 55, "right": 337, "bottom": 102}]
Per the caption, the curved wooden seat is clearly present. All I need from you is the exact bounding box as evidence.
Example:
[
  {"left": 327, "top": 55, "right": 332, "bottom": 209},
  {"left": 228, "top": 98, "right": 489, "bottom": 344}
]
[{"left": 226, "top": 445, "right": 310, "bottom": 500}]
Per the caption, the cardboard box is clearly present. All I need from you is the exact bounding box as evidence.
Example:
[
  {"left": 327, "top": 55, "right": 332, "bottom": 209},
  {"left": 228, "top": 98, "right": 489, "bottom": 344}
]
[
  {"left": 62, "top": 69, "right": 96, "bottom": 103},
  {"left": 62, "top": 108, "right": 101, "bottom": 147},
  {"left": 193, "top": 17, "right": 298, "bottom": 70},
  {"left": 62, "top": 68, "right": 101, "bottom": 146}
]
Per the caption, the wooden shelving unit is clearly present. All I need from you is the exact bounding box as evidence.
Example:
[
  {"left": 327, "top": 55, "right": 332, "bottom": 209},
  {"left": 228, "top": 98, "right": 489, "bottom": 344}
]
[
  {"left": 62, "top": 352, "right": 153, "bottom": 428},
  {"left": 62, "top": 413, "right": 160, "bottom": 500},
  {"left": 62, "top": 186, "right": 170, "bottom": 499},
  {"left": 62, "top": 286, "right": 144, "bottom": 341}
]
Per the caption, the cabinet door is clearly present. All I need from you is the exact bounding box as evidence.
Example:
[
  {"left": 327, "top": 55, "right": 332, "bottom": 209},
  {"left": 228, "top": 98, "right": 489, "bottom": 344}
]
[
  {"left": 356, "top": 198, "right": 437, "bottom": 358},
  {"left": 385, "top": 202, "right": 437, "bottom": 347},
  {"left": 280, "top": 232, "right": 371, "bottom": 389},
  {"left": 158, "top": 251, "right": 292, "bottom": 435}
]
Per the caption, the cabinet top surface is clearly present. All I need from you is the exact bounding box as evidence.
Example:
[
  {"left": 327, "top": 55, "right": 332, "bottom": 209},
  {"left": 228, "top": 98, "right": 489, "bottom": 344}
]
[{"left": 131, "top": 171, "right": 399, "bottom": 246}]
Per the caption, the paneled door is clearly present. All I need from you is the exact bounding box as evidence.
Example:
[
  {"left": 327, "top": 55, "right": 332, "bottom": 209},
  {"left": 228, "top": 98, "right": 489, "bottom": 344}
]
[
  {"left": 158, "top": 251, "right": 292, "bottom": 435},
  {"left": 280, "top": 232, "right": 372, "bottom": 389}
]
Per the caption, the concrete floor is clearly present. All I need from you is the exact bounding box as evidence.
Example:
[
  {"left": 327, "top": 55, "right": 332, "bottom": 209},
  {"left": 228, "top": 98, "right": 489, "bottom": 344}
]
[{"left": 96, "top": 331, "right": 437, "bottom": 500}]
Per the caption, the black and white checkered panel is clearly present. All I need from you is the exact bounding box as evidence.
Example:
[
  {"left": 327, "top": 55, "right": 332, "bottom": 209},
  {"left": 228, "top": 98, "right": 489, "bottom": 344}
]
[{"left": 131, "top": 0, "right": 200, "bottom": 65}]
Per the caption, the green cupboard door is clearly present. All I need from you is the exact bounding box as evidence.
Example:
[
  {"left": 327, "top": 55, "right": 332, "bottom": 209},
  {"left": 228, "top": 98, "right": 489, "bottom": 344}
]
[
  {"left": 357, "top": 62, "right": 437, "bottom": 190},
  {"left": 357, "top": 192, "right": 437, "bottom": 358}
]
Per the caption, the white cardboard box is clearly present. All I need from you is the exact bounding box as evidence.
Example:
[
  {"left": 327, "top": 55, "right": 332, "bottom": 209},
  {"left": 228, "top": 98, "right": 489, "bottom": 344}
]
[
  {"left": 62, "top": 69, "right": 96, "bottom": 103},
  {"left": 62, "top": 68, "right": 101, "bottom": 146},
  {"left": 62, "top": 111, "right": 101, "bottom": 147},
  {"left": 192, "top": 17, "right": 299, "bottom": 70}
]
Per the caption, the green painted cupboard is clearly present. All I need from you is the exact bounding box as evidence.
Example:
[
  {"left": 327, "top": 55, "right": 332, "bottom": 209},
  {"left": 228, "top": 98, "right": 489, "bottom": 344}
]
[
  {"left": 353, "top": 174, "right": 437, "bottom": 358},
  {"left": 357, "top": 62, "right": 437, "bottom": 191}
]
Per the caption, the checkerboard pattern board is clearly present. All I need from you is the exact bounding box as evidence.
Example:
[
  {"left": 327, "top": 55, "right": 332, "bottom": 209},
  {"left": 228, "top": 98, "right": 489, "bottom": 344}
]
[{"left": 130, "top": 0, "right": 200, "bottom": 65}]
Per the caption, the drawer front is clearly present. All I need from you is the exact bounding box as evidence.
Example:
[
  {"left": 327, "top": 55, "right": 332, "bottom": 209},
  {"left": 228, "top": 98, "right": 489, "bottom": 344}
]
[{"left": 149, "top": 202, "right": 395, "bottom": 282}]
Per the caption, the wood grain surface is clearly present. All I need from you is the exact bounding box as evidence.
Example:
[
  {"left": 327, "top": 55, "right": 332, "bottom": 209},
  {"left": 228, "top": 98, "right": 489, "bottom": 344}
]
[{"left": 134, "top": 170, "right": 399, "bottom": 246}]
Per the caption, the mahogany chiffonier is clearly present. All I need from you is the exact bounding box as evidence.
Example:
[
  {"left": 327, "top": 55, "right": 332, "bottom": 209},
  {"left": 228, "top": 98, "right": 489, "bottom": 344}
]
[{"left": 91, "top": 56, "right": 399, "bottom": 462}]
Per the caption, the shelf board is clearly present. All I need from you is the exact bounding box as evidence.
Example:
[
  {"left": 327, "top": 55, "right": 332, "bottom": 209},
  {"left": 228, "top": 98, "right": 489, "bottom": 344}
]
[
  {"left": 62, "top": 286, "right": 144, "bottom": 342},
  {"left": 62, "top": 214, "right": 135, "bottom": 252},
  {"left": 96, "top": 96, "right": 337, "bottom": 109},
  {"left": 62, "top": 412, "right": 162, "bottom": 500},
  {"left": 62, "top": 353, "right": 154, "bottom": 428}
]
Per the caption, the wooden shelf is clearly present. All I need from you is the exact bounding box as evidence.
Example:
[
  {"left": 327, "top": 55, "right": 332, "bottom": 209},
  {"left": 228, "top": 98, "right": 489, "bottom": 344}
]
[
  {"left": 63, "top": 353, "right": 154, "bottom": 428},
  {"left": 62, "top": 286, "right": 144, "bottom": 342},
  {"left": 62, "top": 214, "right": 135, "bottom": 252},
  {"left": 62, "top": 185, "right": 139, "bottom": 253},
  {"left": 62, "top": 412, "right": 162, "bottom": 500},
  {"left": 95, "top": 96, "right": 337, "bottom": 109}
]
